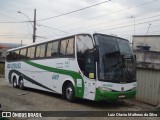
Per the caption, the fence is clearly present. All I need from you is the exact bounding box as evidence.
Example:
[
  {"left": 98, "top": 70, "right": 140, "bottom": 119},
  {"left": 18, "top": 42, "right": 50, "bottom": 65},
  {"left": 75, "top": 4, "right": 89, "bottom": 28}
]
[{"left": 136, "top": 68, "right": 160, "bottom": 106}]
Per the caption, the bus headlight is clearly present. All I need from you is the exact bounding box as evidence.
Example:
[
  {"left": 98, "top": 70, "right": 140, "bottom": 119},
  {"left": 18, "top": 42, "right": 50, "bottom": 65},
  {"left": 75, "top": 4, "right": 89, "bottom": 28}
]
[
  {"left": 131, "top": 87, "right": 136, "bottom": 91},
  {"left": 98, "top": 87, "right": 112, "bottom": 92}
]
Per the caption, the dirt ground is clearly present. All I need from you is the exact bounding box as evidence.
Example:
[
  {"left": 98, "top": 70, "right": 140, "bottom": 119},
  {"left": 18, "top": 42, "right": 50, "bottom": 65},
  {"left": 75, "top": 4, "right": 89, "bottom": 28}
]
[{"left": 0, "top": 78, "right": 159, "bottom": 120}]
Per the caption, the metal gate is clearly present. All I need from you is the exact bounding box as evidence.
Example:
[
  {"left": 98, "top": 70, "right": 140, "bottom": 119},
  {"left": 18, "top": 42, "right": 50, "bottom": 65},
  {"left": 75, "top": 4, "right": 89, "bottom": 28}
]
[{"left": 136, "top": 68, "right": 160, "bottom": 106}]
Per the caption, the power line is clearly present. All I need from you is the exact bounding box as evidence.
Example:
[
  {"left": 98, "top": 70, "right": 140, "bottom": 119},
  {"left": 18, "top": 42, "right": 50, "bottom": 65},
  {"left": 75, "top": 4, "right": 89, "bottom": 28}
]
[
  {"left": 37, "top": 24, "right": 69, "bottom": 34},
  {"left": 37, "top": 16, "right": 160, "bottom": 40},
  {"left": 37, "top": 25, "right": 55, "bottom": 37},
  {"left": 38, "top": 11, "right": 160, "bottom": 36},
  {"left": 0, "top": 36, "right": 30, "bottom": 38},
  {"left": 0, "top": 34, "right": 31, "bottom": 39},
  {"left": 90, "top": 0, "right": 160, "bottom": 20},
  {"left": 0, "top": 34, "right": 30, "bottom": 36},
  {"left": 56, "top": 0, "right": 160, "bottom": 28},
  {"left": 118, "top": 30, "right": 160, "bottom": 36},
  {"left": 98, "top": 18, "right": 160, "bottom": 32},
  {"left": 36, "top": 35, "right": 49, "bottom": 39},
  {"left": 67, "top": 13, "right": 160, "bottom": 32},
  {"left": 37, "top": 24, "right": 63, "bottom": 37},
  {"left": 18, "top": 11, "right": 34, "bottom": 27},
  {"left": 135, "top": 8, "right": 160, "bottom": 17},
  {"left": 37, "top": 0, "right": 111, "bottom": 21},
  {"left": 0, "top": 12, "right": 20, "bottom": 20},
  {"left": 0, "top": 21, "right": 32, "bottom": 23},
  {"left": 74, "top": 8, "right": 160, "bottom": 32},
  {"left": 110, "top": 24, "right": 160, "bottom": 34}
]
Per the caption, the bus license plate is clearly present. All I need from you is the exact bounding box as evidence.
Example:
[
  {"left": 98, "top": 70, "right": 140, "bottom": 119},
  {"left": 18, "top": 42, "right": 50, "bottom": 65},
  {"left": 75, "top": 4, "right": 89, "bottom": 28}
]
[{"left": 119, "top": 95, "right": 125, "bottom": 98}]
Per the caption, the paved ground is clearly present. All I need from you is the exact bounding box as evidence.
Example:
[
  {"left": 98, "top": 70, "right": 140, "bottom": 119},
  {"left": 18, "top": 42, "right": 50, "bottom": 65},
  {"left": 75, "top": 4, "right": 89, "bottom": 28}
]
[{"left": 0, "top": 78, "right": 159, "bottom": 120}]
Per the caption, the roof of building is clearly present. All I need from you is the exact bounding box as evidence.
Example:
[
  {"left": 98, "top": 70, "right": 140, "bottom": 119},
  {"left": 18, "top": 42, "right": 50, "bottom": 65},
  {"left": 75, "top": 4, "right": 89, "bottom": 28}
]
[
  {"left": 0, "top": 43, "right": 22, "bottom": 48},
  {"left": 0, "top": 44, "right": 8, "bottom": 48},
  {"left": 133, "top": 35, "right": 160, "bottom": 37}
]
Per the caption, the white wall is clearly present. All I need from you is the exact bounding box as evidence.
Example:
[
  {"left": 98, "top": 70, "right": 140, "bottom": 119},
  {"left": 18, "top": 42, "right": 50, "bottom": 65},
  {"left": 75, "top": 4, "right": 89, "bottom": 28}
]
[
  {"left": 132, "top": 35, "right": 160, "bottom": 52},
  {"left": 132, "top": 35, "right": 160, "bottom": 64}
]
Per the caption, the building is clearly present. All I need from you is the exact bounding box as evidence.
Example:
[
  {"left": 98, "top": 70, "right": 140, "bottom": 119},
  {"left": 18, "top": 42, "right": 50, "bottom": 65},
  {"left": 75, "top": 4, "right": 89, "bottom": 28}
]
[
  {"left": 132, "top": 35, "right": 160, "bottom": 69},
  {"left": 132, "top": 35, "right": 160, "bottom": 106},
  {"left": 0, "top": 43, "right": 22, "bottom": 63},
  {"left": 0, "top": 45, "right": 9, "bottom": 63}
]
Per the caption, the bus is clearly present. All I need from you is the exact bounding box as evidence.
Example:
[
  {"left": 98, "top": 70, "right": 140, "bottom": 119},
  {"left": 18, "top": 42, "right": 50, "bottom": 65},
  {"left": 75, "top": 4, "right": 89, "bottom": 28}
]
[{"left": 5, "top": 33, "right": 137, "bottom": 102}]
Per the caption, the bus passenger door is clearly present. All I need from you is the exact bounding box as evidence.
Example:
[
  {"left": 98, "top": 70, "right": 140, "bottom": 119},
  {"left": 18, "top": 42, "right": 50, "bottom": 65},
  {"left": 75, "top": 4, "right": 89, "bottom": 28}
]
[{"left": 83, "top": 50, "right": 96, "bottom": 100}]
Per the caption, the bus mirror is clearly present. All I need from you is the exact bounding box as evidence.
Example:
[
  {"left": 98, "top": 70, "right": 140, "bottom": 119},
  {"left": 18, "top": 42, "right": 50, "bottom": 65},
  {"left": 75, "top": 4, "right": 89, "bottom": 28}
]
[{"left": 94, "top": 45, "right": 99, "bottom": 62}]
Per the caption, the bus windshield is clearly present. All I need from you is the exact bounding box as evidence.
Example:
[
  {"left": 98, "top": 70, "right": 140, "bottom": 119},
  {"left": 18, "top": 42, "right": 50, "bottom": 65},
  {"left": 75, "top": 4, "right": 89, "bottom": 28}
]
[{"left": 94, "top": 34, "right": 136, "bottom": 83}]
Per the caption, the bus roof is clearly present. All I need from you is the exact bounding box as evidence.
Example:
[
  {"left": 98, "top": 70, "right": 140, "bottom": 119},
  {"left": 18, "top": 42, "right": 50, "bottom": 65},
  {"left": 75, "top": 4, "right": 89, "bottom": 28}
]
[
  {"left": 7, "top": 32, "right": 94, "bottom": 52},
  {"left": 7, "top": 32, "right": 128, "bottom": 52}
]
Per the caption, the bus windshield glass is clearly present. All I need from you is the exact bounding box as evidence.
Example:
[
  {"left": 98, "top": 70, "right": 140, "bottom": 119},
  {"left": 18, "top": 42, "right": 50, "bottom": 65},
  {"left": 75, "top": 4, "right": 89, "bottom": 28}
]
[{"left": 94, "top": 34, "right": 136, "bottom": 83}]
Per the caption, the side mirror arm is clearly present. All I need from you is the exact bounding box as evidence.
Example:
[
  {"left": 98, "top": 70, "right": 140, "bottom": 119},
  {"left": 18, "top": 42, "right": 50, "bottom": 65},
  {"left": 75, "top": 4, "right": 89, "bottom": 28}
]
[
  {"left": 94, "top": 45, "right": 99, "bottom": 62},
  {"left": 134, "top": 55, "right": 136, "bottom": 61}
]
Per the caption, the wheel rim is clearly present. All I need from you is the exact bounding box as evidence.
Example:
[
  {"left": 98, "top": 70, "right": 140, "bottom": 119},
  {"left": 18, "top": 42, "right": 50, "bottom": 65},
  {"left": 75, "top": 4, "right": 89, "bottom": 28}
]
[
  {"left": 20, "top": 80, "right": 23, "bottom": 88},
  {"left": 13, "top": 80, "right": 17, "bottom": 86},
  {"left": 66, "top": 87, "right": 73, "bottom": 99}
]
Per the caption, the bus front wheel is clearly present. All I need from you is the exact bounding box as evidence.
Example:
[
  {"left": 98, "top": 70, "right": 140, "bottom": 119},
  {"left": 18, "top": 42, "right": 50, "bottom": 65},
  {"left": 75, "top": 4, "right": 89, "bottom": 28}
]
[{"left": 65, "top": 83, "right": 75, "bottom": 102}]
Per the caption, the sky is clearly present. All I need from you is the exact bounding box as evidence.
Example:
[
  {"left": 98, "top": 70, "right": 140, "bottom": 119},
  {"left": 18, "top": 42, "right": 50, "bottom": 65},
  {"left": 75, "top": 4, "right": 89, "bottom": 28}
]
[{"left": 0, "top": 0, "right": 160, "bottom": 45}]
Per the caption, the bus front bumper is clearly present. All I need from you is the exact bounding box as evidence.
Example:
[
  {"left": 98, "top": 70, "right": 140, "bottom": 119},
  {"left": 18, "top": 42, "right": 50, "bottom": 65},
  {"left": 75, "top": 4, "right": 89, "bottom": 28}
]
[{"left": 95, "top": 88, "right": 136, "bottom": 101}]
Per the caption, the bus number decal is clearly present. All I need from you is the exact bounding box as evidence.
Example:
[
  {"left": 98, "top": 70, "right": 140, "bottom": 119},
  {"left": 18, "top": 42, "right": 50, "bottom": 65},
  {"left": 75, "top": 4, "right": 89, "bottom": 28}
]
[{"left": 7, "top": 63, "right": 21, "bottom": 69}]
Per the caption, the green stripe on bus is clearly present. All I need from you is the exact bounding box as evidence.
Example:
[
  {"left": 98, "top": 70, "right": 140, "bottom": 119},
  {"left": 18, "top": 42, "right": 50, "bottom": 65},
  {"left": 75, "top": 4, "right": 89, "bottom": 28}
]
[
  {"left": 24, "top": 60, "right": 84, "bottom": 98},
  {"left": 8, "top": 70, "right": 56, "bottom": 92}
]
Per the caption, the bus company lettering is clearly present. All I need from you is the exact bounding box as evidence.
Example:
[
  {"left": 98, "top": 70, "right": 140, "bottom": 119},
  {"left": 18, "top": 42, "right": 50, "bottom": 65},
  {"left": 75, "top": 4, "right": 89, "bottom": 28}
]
[
  {"left": 52, "top": 74, "right": 59, "bottom": 80},
  {"left": 7, "top": 63, "right": 21, "bottom": 69}
]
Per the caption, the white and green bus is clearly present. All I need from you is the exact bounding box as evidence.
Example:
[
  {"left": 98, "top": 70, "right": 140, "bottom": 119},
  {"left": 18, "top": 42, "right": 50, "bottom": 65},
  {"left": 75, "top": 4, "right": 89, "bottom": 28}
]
[{"left": 5, "top": 33, "right": 137, "bottom": 102}]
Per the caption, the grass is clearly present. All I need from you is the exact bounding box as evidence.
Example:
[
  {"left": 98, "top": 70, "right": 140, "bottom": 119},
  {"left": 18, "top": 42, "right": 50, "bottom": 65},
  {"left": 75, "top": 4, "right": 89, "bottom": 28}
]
[{"left": 0, "top": 63, "right": 4, "bottom": 75}]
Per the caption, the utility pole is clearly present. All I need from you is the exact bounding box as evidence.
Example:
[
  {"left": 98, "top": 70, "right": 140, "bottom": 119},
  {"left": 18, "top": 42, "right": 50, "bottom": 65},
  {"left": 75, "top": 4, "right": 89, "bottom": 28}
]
[
  {"left": 130, "top": 16, "right": 135, "bottom": 35},
  {"left": 21, "top": 40, "right": 22, "bottom": 46},
  {"left": 33, "top": 9, "right": 36, "bottom": 43},
  {"left": 130, "top": 16, "right": 135, "bottom": 48},
  {"left": 143, "top": 23, "right": 151, "bottom": 45}
]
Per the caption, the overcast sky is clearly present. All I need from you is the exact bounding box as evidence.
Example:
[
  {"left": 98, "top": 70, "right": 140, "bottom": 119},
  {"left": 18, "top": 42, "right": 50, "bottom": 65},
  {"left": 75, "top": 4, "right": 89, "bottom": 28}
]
[{"left": 0, "top": 0, "right": 160, "bottom": 45}]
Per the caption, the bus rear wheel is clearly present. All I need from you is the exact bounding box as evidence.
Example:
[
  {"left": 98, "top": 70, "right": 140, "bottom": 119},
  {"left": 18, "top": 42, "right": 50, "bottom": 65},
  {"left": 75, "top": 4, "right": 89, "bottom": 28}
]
[
  {"left": 13, "top": 76, "right": 18, "bottom": 88},
  {"left": 19, "top": 78, "right": 24, "bottom": 90},
  {"left": 65, "top": 83, "right": 75, "bottom": 102}
]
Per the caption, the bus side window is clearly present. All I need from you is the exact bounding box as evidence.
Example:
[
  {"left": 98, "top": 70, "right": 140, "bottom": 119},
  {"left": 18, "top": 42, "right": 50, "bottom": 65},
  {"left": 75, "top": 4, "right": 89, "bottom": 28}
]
[
  {"left": 27, "top": 46, "right": 35, "bottom": 59},
  {"left": 10, "top": 51, "right": 13, "bottom": 61},
  {"left": 46, "top": 41, "right": 59, "bottom": 57},
  {"left": 13, "top": 50, "right": 19, "bottom": 60},
  {"left": 6, "top": 52, "right": 12, "bottom": 61},
  {"left": 20, "top": 48, "right": 27, "bottom": 59},
  {"left": 76, "top": 35, "right": 94, "bottom": 78},
  {"left": 60, "top": 38, "right": 74, "bottom": 56},
  {"left": 36, "top": 44, "right": 46, "bottom": 58}
]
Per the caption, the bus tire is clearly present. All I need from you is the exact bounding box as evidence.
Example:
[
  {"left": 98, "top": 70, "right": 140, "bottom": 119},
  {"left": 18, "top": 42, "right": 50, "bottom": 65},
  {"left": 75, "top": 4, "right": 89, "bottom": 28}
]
[
  {"left": 19, "top": 77, "right": 24, "bottom": 90},
  {"left": 65, "top": 83, "right": 75, "bottom": 102},
  {"left": 13, "top": 76, "right": 18, "bottom": 88}
]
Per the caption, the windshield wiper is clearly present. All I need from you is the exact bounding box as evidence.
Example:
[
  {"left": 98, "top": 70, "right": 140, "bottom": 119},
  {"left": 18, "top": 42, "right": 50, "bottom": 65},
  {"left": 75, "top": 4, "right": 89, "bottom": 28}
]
[
  {"left": 103, "top": 52, "right": 121, "bottom": 72},
  {"left": 121, "top": 55, "right": 133, "bottom": 81}
]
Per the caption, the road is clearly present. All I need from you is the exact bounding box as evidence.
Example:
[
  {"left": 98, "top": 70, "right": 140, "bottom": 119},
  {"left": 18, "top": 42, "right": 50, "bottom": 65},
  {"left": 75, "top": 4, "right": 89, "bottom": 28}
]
[{"left": 0, "top": 78, "right": 158, "bottom": 120}]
